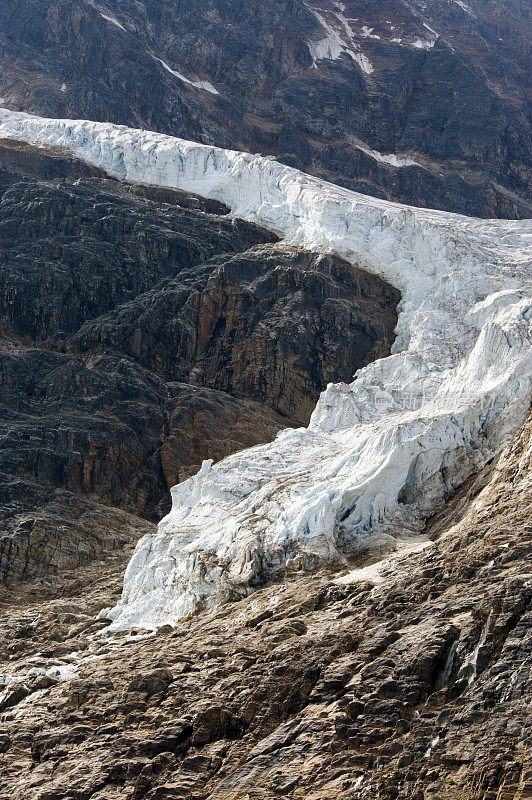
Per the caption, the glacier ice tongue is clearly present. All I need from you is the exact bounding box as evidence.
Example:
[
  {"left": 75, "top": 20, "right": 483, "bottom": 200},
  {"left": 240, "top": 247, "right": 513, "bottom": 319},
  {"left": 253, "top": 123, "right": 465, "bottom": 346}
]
[{"left": 0, "top": 108, "right": 530, "bottom": 631}]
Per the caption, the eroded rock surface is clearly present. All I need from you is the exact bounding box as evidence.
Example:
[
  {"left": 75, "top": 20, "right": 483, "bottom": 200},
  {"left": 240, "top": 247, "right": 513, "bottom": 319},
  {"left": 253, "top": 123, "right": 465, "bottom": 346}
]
[
  {"left": 72, "top": 244, "right": 398, "bottom": 423},
  {"left": 0, "top": 411, "right": 529, "bottom": 800}
]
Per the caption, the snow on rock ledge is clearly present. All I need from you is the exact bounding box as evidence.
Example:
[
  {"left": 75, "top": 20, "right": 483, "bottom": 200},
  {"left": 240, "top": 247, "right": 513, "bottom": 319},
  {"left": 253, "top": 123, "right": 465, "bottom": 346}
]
[{"left": 1, "top": 109, "right": 530, "bottom": 630}]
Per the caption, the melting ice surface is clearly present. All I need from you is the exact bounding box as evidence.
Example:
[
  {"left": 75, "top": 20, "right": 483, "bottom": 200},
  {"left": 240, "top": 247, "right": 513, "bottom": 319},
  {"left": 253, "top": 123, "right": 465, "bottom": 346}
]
[{"left": 0, "top": 108, "right": 530, "bottom": 631}]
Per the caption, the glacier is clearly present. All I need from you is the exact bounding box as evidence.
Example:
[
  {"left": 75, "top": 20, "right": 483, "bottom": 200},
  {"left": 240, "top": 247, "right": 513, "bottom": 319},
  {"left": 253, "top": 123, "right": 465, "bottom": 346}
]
[{"left": 0, "top": 108, "right": 530, "bottom": 630}]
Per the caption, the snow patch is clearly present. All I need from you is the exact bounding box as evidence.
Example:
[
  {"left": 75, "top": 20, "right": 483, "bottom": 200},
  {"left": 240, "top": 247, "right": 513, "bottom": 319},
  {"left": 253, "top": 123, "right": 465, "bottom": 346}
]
[
  {"left": 360, "top": 26, "right": 380, "bottom": 39},
  {"left": 0, "top": 660, "right": 77, "bottom": 713},
  {"left": 354, "top": 142, "right": 420, "bottom": 168},
  {"left": 454, "top": 0, "right": 475, "bottom": 14},
  {"left": 412, "top": 37, "right": 436, "bottom": 49},
  {"left": 0, "top": 109, "right": 529, "bottom": 633},
  {"left": 352, "top": 52, "right": 374, "bottom": 75},
  {"left": 306, "top": 5, "right": 350, "bottom": 62},
  {"left": 27, "top": 663, "right": 78, "bottom": 681},
  {"left": 307, "top": 33, "right": 343, "bottom": 62},
  {"left": 153, "top": 56, "right": 219, "bottom": 95},
  {"left": 305, "top": 3, "right": 374, "bottom": 74},
  {"left": 100, "top": 12, "right": 126, "bottom": 31}
]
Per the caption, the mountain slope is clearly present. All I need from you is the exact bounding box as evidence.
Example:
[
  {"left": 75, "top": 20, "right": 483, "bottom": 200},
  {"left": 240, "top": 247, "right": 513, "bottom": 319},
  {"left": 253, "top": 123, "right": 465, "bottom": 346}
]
[
  {"left": 1, "top": 110, "right": 527, "bottom": 630},
  {"left": 0, "top": 0, "right": 530, "bottom": 217},
  {"left": 0, "top": 409, "right": 530, "bottom": 800}
]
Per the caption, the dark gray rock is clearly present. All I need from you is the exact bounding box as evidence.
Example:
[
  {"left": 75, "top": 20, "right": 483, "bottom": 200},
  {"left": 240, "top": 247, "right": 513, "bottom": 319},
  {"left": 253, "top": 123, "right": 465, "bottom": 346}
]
[
  {"left": 71, "top": 244, "right": 399, "bottom": 422},
  {"left": 0, "top": 142, "right": 272, "bottom": 342}
]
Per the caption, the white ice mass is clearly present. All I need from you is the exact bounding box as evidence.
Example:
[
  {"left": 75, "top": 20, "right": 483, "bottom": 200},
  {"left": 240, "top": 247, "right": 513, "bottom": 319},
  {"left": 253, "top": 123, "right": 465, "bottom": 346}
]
[{"left": 0, "top": 108, "right": 530, "bottom": 631}]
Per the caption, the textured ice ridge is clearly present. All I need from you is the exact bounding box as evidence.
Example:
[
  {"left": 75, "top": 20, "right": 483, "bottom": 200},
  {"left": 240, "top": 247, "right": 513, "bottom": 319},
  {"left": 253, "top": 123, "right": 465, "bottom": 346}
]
[{"left": 1, "top": 108, "right": 530, "bottom": 630}]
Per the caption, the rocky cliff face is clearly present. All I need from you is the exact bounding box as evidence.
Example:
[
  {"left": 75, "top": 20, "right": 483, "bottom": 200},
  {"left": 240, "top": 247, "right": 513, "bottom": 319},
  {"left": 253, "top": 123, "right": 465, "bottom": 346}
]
[
  {"left": 71, "top": 244, "right": 398, "bottom": 423},
  {"left": 0, "top": 409, "right": 529, "bottom": 800},
  {"left": 0, "top": 140, "right": 399, "bottom": 580},
  {"left": 0, "top": 0, "right": 530, "bottom": 218}
]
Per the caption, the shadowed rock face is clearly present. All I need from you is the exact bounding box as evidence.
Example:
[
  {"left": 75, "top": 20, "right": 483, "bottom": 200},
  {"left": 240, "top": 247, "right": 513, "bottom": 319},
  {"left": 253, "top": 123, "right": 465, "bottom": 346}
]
[
  {"left": 0, "top": 140, "right": 264, "bottom": 343},
  {"left": 0, "top": 411, "right": 529, "bottom": 799},
  {"left": 0, "top": 0, "right": 530, "bottom": 218},
  {"left": 71, "top": 244, "right": 399, "bottom": 423},
  {"left": 0, "top": 141, "right": 399, "bottom": 579}
]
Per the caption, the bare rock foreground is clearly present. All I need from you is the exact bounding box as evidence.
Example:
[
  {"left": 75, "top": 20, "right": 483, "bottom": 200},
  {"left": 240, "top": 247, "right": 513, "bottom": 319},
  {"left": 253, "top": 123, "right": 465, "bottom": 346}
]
[{"left": 0, "top": 411, "right": 530, "bottom": 800}]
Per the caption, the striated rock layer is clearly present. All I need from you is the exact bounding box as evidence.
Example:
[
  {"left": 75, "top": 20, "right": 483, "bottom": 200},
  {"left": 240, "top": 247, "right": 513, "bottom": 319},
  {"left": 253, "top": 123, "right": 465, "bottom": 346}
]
[
  {"left": 0, "top": 110, "right": 525, "bottom": 629},
  {"left": 0, "top": 411, "right": 530, "bottom": 799}
]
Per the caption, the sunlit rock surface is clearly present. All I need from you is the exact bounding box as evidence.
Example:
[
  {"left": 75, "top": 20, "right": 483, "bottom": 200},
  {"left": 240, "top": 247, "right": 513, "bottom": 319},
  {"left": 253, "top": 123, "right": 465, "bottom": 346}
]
[{"left": 0, "top": 411, "right": 530, "bottom": 799}]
